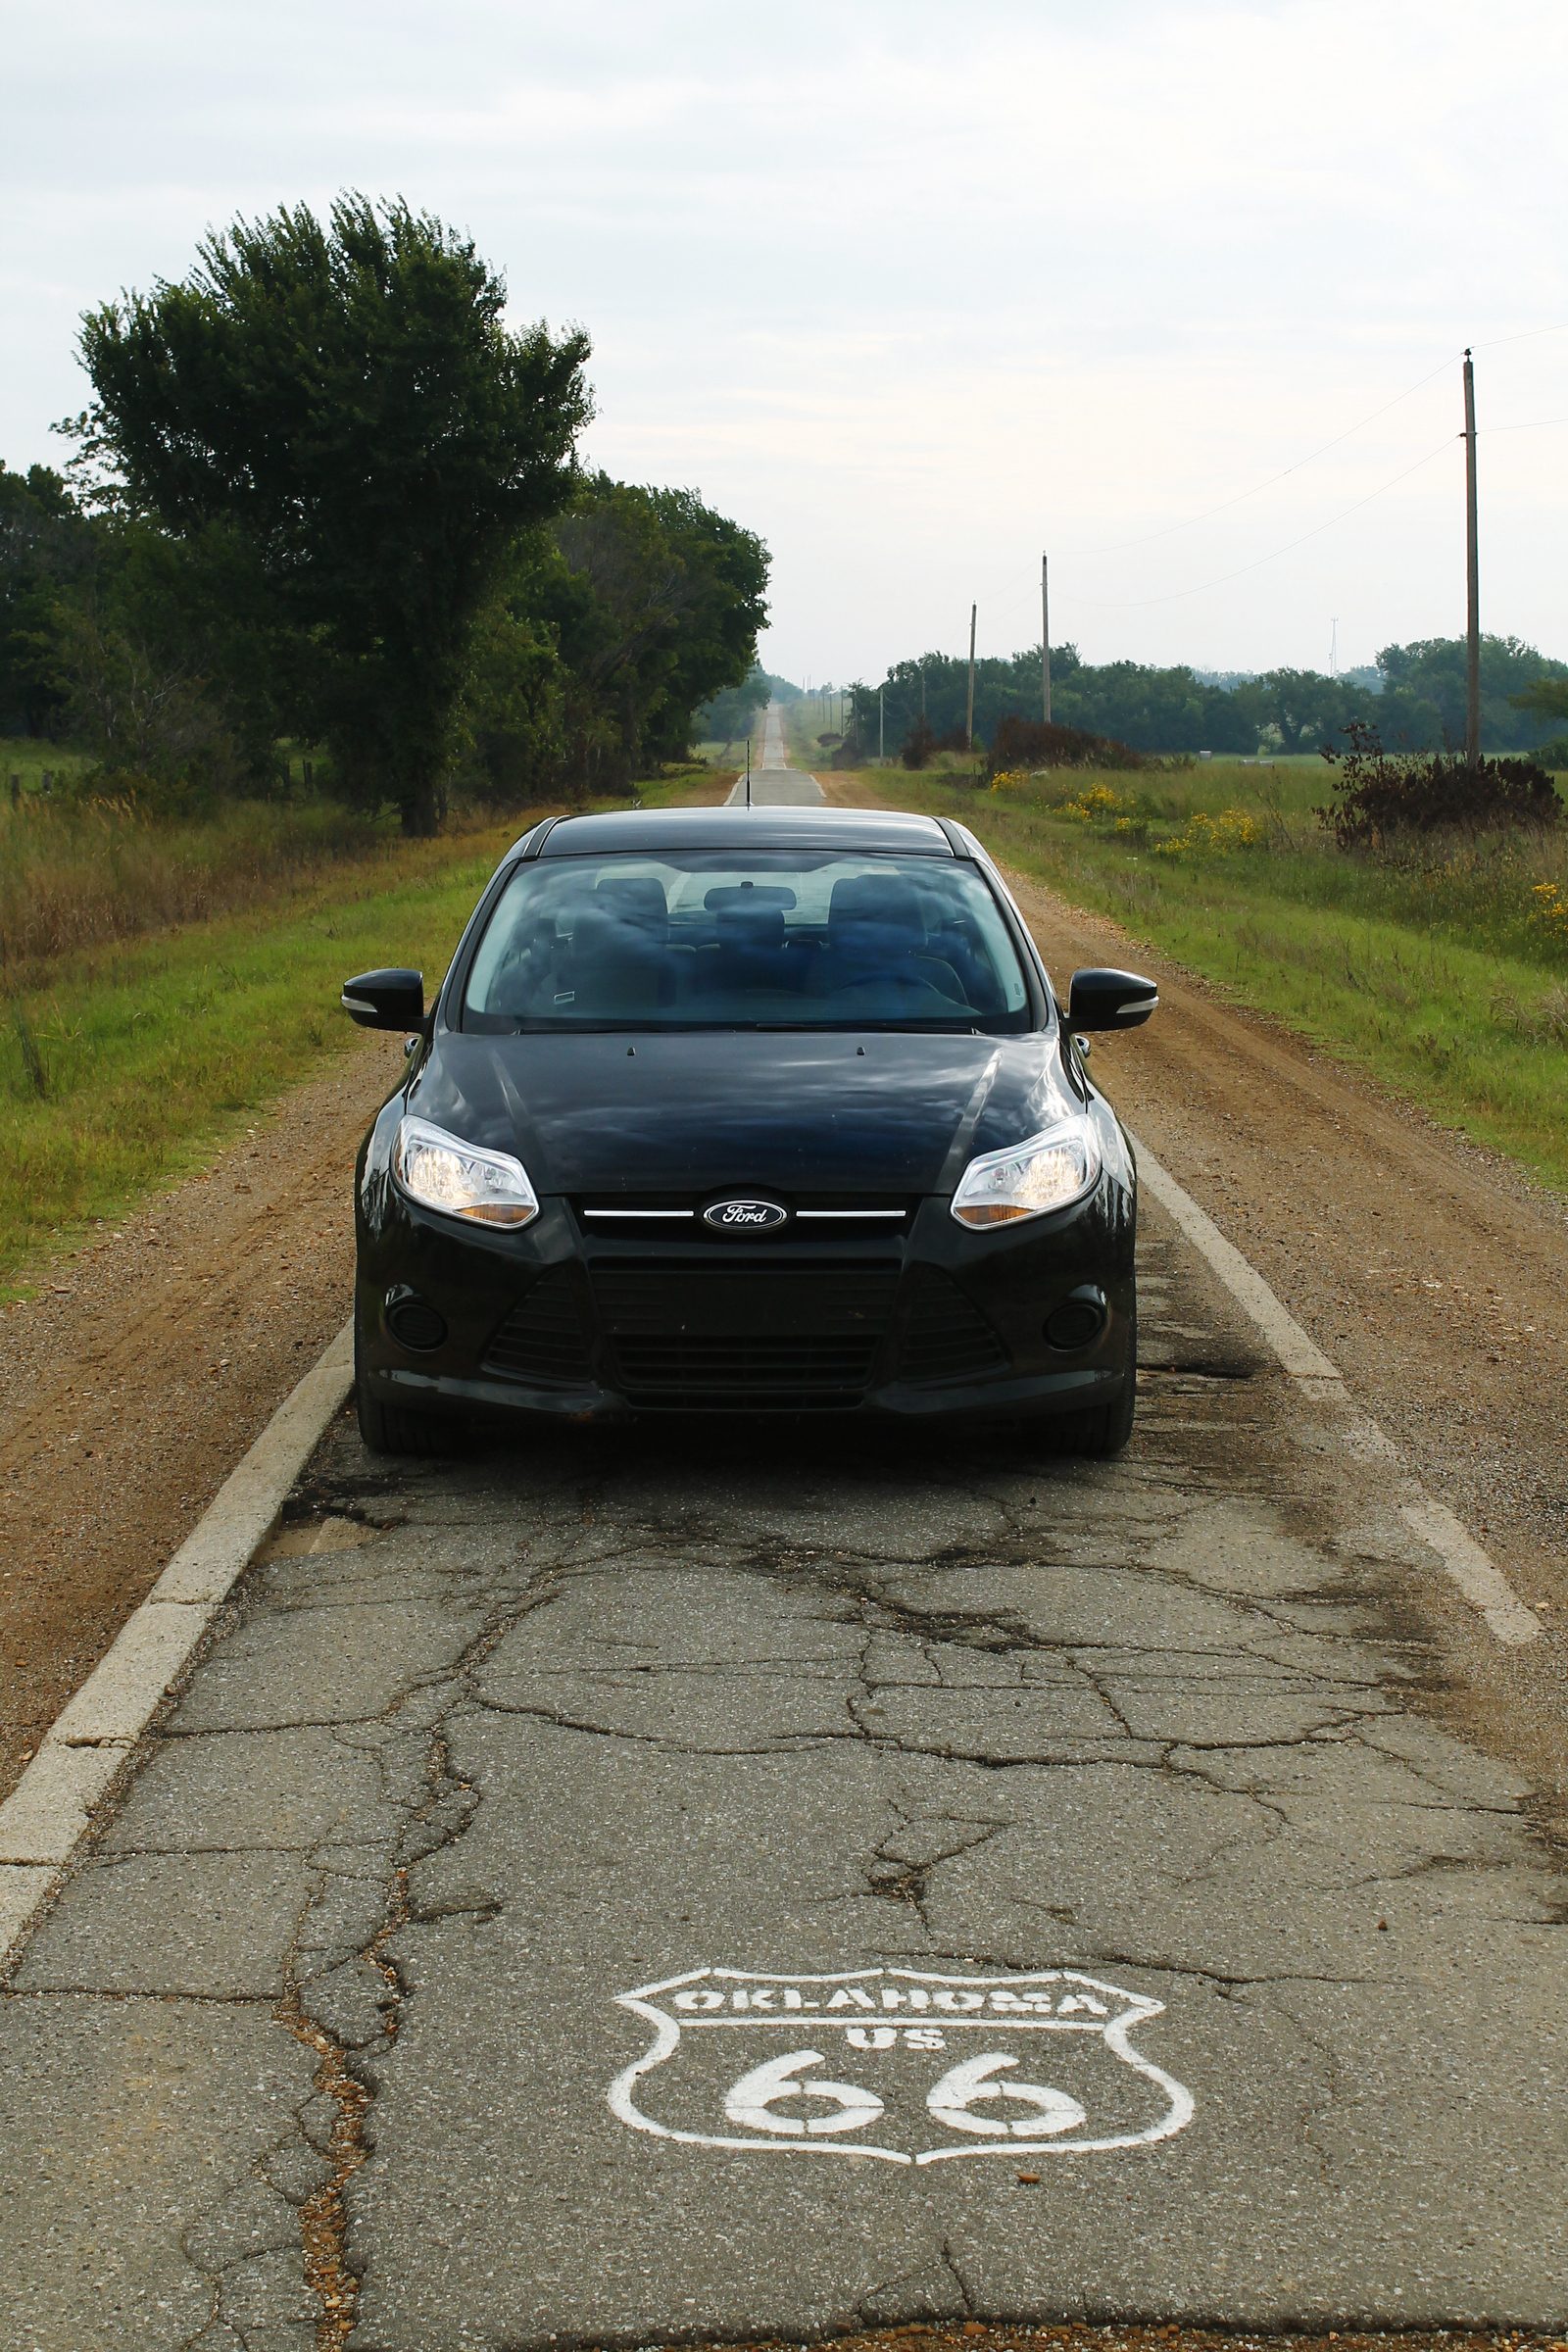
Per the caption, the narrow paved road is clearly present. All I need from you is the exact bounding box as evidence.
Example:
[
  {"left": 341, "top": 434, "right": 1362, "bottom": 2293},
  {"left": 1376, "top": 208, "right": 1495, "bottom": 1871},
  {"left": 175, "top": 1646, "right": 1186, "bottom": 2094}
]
[
  {"left": 2, "top": 722, "right": 1564, "bottom": 2350},
  {"left": 725, "top": 700, "right": 824, "bottom": 804}
]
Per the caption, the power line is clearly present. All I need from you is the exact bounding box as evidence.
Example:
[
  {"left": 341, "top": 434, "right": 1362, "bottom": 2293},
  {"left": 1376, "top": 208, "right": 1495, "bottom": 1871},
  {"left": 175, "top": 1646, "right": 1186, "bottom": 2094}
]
[
  {"left": 1067, "top": 350, "right": 1460, "bottom": 557},
  {"left": 1068, "top": 433, "right": 1459, "bottom": 610},
  {"left": 937, "top": 330, "right": 1566, "bottom": 654},
  {"left": 1475, "top": 321, "right": 1568, "bottom": 351},
  {"left": 972, "top": 418, "right": 1562, "bottom": 637}
]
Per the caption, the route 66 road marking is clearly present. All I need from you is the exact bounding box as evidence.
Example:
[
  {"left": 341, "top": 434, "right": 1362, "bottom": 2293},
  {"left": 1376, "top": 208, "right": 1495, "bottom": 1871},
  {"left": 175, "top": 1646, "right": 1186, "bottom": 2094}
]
[{"left": 608, "top": 1966, "right": 1195, "bottom": 2166}]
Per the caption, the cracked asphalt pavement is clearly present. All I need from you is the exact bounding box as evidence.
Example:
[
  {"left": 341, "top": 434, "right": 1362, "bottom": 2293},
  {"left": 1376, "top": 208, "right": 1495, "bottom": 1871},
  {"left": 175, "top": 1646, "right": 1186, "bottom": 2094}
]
[{"left": 4, "top": 1194, "right": 1567, "bottom": 2352}]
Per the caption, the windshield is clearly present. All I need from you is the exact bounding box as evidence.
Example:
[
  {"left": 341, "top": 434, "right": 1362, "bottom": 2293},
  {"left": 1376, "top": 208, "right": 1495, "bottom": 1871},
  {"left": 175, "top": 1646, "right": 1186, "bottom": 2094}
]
[{"left": 463, "top": 849, "right": 1034, "bottom": 1033}]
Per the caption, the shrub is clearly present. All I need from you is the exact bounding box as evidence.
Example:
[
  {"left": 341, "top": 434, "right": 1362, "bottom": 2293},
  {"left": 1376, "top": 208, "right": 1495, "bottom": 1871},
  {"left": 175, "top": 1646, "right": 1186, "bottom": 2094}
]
[
  {"left": 987, "top": 715, "right": 1144, "bottom": 775},
  {"left": 1152, "top": 808, "right": 1262, "bottom": 858},
  {"left": 901, "top": 717, "right": 935, "bottom": 770},
  {"left": 1318, "top": 721, "right": 1563, "bottom": 851}
]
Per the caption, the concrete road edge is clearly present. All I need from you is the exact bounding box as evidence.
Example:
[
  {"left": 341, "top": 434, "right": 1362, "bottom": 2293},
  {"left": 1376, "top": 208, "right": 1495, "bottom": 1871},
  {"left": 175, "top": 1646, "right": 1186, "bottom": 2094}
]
[{"left": 0, "top": 1318, "right": 354, "bottom": 1972}]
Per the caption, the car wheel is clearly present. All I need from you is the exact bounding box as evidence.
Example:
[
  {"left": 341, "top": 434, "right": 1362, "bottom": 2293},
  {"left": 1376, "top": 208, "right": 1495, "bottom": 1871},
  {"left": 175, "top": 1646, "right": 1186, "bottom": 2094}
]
[
  {"left": 1047, "top": 1299, "right": 1137, "bottom": 1459},
  {"left": 354, "top": 1306, "right": 453, "bottom": 1457}
]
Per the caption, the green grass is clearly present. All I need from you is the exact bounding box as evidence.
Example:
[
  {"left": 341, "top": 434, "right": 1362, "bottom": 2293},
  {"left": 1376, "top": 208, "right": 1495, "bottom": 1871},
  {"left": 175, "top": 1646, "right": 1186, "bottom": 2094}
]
[
  {"left": 0, "top": 768, "right": 731, "bottom": 1293},
  {"left": 1, "top": 736, "right": 94, "bottom": 798},
  {"left": 872, "top": 760, "right": 1568, "bottom": 1193}
]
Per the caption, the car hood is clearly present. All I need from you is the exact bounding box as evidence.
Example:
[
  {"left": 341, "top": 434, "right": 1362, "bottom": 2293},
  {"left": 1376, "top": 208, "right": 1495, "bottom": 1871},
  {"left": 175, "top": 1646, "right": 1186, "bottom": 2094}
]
[{"left": 406, "top": 1029, "right": 1074, "bottom": 1198}]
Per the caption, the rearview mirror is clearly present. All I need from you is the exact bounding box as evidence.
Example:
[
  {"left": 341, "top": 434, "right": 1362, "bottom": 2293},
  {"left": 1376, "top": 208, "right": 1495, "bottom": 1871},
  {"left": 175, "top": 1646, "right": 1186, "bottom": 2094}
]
[
  {"left": 341, "top": 967, "right": 424, "bottom": 1032},
  {"left": 1066, "top": 967, "right": 1158, "bottom": 1033}
]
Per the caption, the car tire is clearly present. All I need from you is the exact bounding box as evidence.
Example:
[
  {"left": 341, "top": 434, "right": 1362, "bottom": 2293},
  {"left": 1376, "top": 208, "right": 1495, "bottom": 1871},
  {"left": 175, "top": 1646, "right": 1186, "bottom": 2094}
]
[
  {"left": 1046, "top": 1299, "right": 1137, "bottom": 1459},
  {"left": 354, "top": 1309, "right": 452, "bottom": 1458}
]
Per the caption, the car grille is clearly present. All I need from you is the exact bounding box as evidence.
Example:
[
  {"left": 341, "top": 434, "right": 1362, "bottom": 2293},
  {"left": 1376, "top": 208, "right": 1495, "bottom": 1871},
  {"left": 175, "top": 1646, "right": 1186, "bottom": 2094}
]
[
  {"left": 482, "top": 1267, "right": 596, "bottom": 1387},
  {"left": 591, "top": 1264, "right": 898, "bottom": 1403},
  {"left": 574, "top": 1195, "right": 912, "bottom": 1238},
  {"left": 900, "top": 1267, "right": 1008, "bottom": 1384}
]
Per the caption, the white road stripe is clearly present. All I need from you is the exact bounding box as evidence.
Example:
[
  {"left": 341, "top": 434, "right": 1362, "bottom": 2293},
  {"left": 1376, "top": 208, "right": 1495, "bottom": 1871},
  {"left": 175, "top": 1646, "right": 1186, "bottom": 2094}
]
[
  {"left": 1134, "top": 1136, "right": 1542, "bottom": 1649},
  {"left": 1397, "top": 1498, "right": 1545, "bottom": 1648},
  {"left": 1135, "top": 1147, "right": 1338, "bottom": 1379}
]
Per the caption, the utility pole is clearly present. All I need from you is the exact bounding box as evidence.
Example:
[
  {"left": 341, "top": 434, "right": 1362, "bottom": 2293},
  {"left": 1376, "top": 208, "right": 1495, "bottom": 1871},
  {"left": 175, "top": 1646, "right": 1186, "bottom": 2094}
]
[
  {"left": 745, "top": 730, "right": 752, "bottom": 807},
  {"left": 919, "top": 661, "right": 926, "bottom": 720},
  {"left": 1463, "top": 348, "right": 1481, "bottom": 765},
  {"left": 878, "top": 685, "right": 885, "bottom": 762},
  {"left": 965, "top": 603, "right": 977, "bottom": 752},
  {"left": 1041, "top": 552, "right": 1052, "bottom": 724}
]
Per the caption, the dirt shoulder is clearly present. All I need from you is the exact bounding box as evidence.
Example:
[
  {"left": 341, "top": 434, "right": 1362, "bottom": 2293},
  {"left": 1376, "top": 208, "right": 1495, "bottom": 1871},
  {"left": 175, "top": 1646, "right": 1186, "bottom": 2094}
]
[
  {"left": 0, "top": 1031, "right": 406, "bottom": 1798},
  {"left": 823, "top": 770, "right": 1568, "bottom": 1632}
]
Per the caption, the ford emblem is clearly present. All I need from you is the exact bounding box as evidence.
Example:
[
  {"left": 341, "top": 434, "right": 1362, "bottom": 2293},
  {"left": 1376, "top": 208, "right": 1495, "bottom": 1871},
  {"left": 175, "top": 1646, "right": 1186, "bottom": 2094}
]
[{"left": 703, "top": 1197, "right": 789, "bottom": 1233}]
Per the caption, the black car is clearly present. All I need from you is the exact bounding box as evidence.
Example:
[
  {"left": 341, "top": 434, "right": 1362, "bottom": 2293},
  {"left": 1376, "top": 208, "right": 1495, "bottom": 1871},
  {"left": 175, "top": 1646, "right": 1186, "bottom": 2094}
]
[{"left": 343, "top": 805, "right": 1156, "bottom": 1457}]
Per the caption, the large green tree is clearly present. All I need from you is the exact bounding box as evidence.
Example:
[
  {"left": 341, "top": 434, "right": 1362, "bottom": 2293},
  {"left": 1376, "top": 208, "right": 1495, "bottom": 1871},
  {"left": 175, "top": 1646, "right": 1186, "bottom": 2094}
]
[
  {"left": 1510, "top": 674, "right": 1568, "bottom": 732},
  {"left": 543, "top": 476, "right": 768, "bottom": 791},
  {"left": 79, "top": 194, "right": 592, "bottom": 831},
  {"left": 1249, "top": 667, "right": 1360, "bottom": 755},
  {"left": 1376, "top": 634, "right": 1568, "bottom": 753},
  {"left": 0, "top": 463, "right": 96, "bottom": 736}
]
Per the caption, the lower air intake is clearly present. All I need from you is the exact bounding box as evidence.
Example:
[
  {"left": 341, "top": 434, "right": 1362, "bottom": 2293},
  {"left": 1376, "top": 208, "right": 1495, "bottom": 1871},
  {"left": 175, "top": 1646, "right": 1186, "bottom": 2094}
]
[
  {"left": 899, "top": 1268, "right": 1007, "bottom": 1384},
  {"left": 482, "top": 1268, "right": 595, "bottom": 1387},
  {"left": 593, "top": 1265, "right": 897, "bottom": 1402}
]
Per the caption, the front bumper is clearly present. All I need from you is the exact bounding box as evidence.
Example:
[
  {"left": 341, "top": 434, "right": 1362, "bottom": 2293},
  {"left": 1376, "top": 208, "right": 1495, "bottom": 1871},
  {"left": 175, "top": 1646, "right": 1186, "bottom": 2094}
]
[{"left": 355, "top": 1147, "right": 1136, "bottom": 1430}]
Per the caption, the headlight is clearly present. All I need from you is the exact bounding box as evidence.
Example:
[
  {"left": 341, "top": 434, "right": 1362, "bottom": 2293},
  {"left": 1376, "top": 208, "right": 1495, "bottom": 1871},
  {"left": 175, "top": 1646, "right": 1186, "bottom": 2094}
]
[
  {"left": 391, "top": 1116, "right": 539, "bottom": 1228},
  {"left": 951, "top": 1116, "right": 1102, "bottom": 1228}
]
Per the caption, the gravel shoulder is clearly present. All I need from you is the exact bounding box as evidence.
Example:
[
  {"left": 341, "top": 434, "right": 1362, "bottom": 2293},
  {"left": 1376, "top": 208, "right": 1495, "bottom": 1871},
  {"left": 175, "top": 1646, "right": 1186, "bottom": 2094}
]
[{"left": 0, "top": 1032, "right": 408, "bottom": 1799}]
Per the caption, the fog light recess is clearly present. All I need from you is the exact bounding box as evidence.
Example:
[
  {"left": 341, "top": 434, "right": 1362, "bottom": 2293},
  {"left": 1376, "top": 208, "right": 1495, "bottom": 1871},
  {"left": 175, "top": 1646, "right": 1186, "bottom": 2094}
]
[
  {"left": 385, "top": 1291, "right": 448, "bottom": 1351},
  {"left": 1043, "top": 1288, "right": 1107, "bottom": 1351}
]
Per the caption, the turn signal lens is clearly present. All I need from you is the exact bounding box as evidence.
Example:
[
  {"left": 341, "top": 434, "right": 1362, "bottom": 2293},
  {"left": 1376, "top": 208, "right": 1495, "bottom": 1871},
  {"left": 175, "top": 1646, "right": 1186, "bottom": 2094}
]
[
  {"left": 951, "top": 1119, "right": 1101, "bottom": 1229},
  {"left": 392, "top": 1116, "right": 539, "bottom": 1228}
]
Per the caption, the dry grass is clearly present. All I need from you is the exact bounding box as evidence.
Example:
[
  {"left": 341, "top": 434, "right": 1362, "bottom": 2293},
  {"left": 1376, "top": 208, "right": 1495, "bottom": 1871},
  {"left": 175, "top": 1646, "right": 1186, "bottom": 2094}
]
[{"left": 0, "top": 789, "right": 408, "bottom": 977}]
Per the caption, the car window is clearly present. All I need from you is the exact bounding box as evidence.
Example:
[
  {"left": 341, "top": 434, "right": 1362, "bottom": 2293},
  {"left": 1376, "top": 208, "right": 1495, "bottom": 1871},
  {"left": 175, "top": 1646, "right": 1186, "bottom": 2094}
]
[{"left": 462, "top": 850, "right": 1034, "bottom": 1033}]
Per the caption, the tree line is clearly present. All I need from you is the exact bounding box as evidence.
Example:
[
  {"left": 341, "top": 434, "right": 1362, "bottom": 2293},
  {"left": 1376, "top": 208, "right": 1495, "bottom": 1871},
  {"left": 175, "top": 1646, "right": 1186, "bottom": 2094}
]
[
  {"left": 847, "top": 635, "right": 1568, "bottom": 762},
  {"left": 0, "top": 196, "right": 769, "bottom": 832},
  {"left": 695, "top": 667, "right": 801, "bottom": 747}
]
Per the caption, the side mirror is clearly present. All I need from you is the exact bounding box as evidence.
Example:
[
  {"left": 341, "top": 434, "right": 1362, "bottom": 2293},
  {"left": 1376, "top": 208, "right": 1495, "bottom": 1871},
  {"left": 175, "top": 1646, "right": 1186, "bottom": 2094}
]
[
  {"left": 341, "top": 967, "right": 424, "bottom": 1032},
  {"left": 1066, "top": 967, "right": 1158, "bottom": 1033}
]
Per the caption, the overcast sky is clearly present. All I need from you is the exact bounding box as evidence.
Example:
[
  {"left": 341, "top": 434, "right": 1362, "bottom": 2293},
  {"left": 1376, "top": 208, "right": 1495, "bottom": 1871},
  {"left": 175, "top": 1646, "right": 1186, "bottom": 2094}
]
[{"left": 4, "top": 0, "right": 1565, "bottom": 681}]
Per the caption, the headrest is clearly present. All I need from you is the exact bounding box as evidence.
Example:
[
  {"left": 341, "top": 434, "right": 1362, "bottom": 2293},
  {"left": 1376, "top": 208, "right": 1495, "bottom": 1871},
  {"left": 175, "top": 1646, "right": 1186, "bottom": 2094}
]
[
  {"left": 715, "top": 904, "right": 786, "bottom": 951},
  {"left": 829, "top": 874, "right": 927, "bottom": 947},
  {"left": 593, "top": 875, "right": 668, "bottom": 937}
]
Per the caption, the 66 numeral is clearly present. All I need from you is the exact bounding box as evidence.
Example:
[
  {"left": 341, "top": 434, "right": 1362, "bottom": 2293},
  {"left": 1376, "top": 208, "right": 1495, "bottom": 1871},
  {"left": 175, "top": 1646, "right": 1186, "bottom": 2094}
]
[{"left": 721, "top": 2046, "right": 1088, "bottom": 2138}]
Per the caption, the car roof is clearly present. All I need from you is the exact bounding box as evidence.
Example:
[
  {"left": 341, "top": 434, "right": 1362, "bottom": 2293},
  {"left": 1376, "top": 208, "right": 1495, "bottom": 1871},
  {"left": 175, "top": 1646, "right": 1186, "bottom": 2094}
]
[{"left": 512, "top": 805, "right": 958, "bottom": 859}]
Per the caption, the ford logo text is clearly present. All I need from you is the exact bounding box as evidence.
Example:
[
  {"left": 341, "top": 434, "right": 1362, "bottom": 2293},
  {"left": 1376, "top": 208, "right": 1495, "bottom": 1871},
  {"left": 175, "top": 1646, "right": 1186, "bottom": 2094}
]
[{"left": 703, "top": 1198, "right": 789, "bottom": 1232}]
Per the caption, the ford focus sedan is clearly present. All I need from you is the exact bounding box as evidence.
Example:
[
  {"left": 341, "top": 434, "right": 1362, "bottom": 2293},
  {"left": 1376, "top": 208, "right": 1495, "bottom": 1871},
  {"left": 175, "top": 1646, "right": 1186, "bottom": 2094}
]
[{"left": 342, "top": 805, "right": 1156, "bottom": 1456}]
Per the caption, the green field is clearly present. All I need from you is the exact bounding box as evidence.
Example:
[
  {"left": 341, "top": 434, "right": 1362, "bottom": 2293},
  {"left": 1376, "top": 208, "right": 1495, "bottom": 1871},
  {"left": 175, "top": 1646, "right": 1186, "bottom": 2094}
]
[
  {"left": 858, "top": 756, "right": 1568, "bottom": 1193},
  {"left": 0, "top": 765, "right": 729, "bottom": 1293},
  {"left": 1, "top": 737, "right": 93, "bottom": 799}
]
